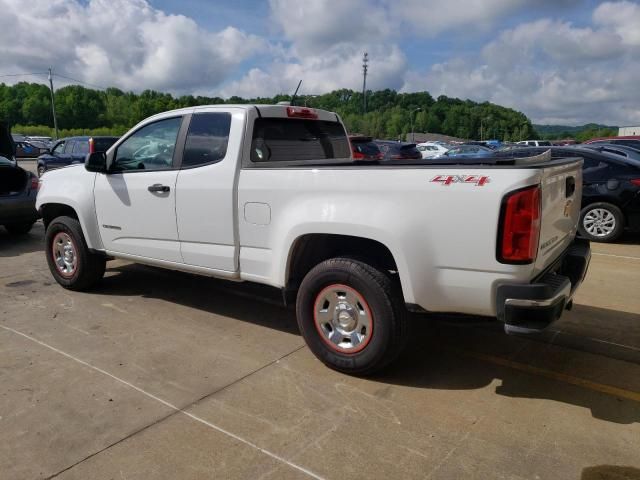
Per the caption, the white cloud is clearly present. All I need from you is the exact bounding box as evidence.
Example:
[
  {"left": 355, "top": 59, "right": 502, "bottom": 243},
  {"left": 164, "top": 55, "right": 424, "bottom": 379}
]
[
  {"left": 220, "top": 44, "right": 407, "bottom": 98},
  {"left": 0, "top": 0, "right": 265, "bottom": 93},
  {"left": 403, "top": 3, "right": 640, "bottom": 125}
]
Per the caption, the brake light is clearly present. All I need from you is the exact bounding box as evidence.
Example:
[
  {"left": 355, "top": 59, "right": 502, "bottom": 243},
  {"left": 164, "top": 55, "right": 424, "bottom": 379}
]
[
  {"left": 89, "top": 138, "right": 95, "bottom": 154},
  {"left": 30, "top": 175, "right": 39, "bottom": 192},
  {"left": 498, "top": 185, "right": 541, "bottom": 264},
  {"left": 352, "top": 151, "right": 366, "bottom": 160},
  {"left": 631, "top": 179, "right": 640, "bottom": 187},
  {"left": 286, "top": 106, "right": 318, "bottom": 119}
]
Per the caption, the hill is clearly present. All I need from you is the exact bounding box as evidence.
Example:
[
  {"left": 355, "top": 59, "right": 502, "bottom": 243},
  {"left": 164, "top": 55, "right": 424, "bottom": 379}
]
[
  {"left": 534, "top": 123, "right": 618, "bottom": 141},
  {"left": 1, "top": 82, "right": 536, "bottom": 141}
]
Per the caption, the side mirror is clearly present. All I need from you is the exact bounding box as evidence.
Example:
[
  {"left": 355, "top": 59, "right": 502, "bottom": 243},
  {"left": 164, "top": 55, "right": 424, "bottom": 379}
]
[{"left": 85, "top": 152, "right": 108, "bottom": 173}]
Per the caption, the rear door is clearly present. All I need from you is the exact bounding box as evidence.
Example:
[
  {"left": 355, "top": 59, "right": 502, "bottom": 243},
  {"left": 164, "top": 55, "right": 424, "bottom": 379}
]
[
  {"left": 175, "top": 108, "right": 241, "bottom": 272},
  {"left": 47, "top": 140, "right": 69, "bottom": 168},
  {"left": 71, "top": 140, "right": 89, "bottom": 162}
]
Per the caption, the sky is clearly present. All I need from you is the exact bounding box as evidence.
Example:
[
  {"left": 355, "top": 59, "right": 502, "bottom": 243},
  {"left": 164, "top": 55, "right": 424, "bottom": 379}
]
[{"left": 0, "top": 0, "right": 639, "bottom": 126}]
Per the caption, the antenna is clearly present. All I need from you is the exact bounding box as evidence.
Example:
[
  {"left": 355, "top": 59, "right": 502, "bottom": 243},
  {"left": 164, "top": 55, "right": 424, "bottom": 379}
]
[
  {"left": 362, "top": 52, "right": 369, "bottom": 114},
  {"left": 291, "top": 79, "right": 303, "bottom": 106}
]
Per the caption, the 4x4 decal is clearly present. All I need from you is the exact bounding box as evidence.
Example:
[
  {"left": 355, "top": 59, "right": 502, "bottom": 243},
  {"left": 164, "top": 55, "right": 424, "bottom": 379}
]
[{"left": 431, "top": 175, "right": 490, "bottom": 186}]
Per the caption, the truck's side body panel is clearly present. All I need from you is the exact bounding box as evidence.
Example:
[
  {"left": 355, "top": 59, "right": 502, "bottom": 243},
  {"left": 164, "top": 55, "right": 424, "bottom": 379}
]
[{"left": 237, "top": 166, "right": 545, "bottom": 316}]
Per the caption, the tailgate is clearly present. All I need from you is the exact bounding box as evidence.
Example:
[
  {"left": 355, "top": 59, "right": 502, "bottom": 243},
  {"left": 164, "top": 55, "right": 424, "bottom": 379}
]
[{"left": 534, "top": 157, "right": 583, "bottom": 274}]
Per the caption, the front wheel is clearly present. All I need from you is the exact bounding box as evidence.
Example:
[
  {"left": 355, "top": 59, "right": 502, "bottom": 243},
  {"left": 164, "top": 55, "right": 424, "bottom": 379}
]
[
  {"left": 579, "top": 202, "right": 624, "bottom": 243},
  {"left": 296, "top": 258, "right": 408, "bottom": 375},
  {"left": 45, "top": 216, "right": 106, "bottom": 290}
]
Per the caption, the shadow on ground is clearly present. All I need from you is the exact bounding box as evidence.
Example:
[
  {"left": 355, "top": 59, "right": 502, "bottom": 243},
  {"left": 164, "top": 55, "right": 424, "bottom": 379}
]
[
  {"left": 93, "top": 262, "right": 640, "bottom": 425},
  {"left": 0, "top": 221, "right": 44, "bottom": 258}
]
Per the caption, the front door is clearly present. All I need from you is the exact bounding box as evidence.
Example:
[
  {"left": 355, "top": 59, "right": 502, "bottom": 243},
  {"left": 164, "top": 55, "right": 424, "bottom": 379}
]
[{"left": 94, "top": 116, "right": 185, "bottom": 263}]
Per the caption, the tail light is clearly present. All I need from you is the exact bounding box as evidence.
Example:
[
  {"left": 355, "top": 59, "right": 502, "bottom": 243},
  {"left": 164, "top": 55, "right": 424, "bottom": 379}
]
[
  {"left": 286, "top": 106, "right": 318, "bottom": 119},
  {"left": 89, "top": 138, "right": 95, "bottom": 154},
  {"left": 30, "top": 175, "right": 39, "bottom": 192},
  {"left": 498, "top": 185, "right": 541, "bottom": 264},
  {"left": 352, "top": 151, "right": 366, "bottom": 160},
  {"left": 631, "top": 179, "right": 640, "bottom": 187}
]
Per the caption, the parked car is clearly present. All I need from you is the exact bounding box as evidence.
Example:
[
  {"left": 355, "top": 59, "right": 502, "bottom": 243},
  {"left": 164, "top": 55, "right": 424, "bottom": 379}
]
[
  {"left": 517, "top": 140, "right": 552, "bottom": 147},
  {"left": 37, "top": 136, "right": 119, "bottom": 177},
  {"left": 0, "top": 122, "right": 40, "bottom": 234},
  {"left": 464, "top": 140, "right": 501, "bottom": 150},
  {"left": 583, "top": 136, "right": 640, "bottom": 150},
  {"left": 581, "top": 144, "right": 640, "bottom": 166},
  {"left": 497, "top": 146, "right": 640, "bottom": 242},
  {"left": 416, "top": 142, "right": 449, "bottom": 159},
  {"left": 441, "top": 144, "right": 494, "bottom": 158},
  {"left": 374, "top": 140, "right": 422, "bottom": 160},
  {"left": 37, "top": 104, "right": 590, "bottom": 374},
  {"left": 15, "top": 140, "right": 48, "bottom": 158},
  {"left": 349, "top": 135, "right": 383, "bottom": 161}
]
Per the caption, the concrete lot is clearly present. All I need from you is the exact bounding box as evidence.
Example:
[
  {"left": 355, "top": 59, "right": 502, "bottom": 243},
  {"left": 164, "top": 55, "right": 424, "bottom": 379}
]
[{"left": 1, "top": 165, "right": 640, "bottom": 480}]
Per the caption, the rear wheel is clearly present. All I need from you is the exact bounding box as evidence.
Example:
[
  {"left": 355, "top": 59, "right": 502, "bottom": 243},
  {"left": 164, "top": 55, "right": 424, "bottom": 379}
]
[
  {"left": 579, "top": 202, "right": 624, "bottom": 243},
  {"left": 5, "top": 222, "right": 35, "bottom": 235},
  {"left": 45, "top": 216, "right": 106, "bottom": 290},
  {"left": 296, "top": 258, "right": 408, "bottom": 375}
]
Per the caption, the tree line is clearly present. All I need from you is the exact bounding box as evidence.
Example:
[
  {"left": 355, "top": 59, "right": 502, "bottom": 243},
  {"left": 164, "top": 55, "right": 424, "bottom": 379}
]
[{"left": 1, "top": 82, "right": 537, "bottom": 141}]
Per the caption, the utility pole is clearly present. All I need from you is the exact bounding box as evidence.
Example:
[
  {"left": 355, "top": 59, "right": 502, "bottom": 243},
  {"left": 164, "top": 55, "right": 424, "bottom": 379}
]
[
  {"left": 48, "top": 67, "right": 59, "bottom": 140},
  {"left": 362, "top": 52, "right": 368, "bottom": 114},
  {"left": 410, "top": 107, "right": 421, "bottom": 142}
]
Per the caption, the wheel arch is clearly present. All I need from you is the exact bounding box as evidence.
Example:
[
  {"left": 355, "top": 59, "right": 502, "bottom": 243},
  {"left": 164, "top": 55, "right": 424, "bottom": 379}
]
[{"left": 284, "top": 233, "right": 410, "bottom": 304}]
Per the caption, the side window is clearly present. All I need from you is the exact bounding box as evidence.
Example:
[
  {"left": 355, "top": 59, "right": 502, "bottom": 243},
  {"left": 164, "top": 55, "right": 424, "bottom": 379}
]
[
  {"left": 73, "top": 141, "right": 89, "bottom": 155},
  {"left": 52, "top": 141, "right": 65, "bottom": 155},
  {"left": 64, "top": 141, "right": 75, "bottom": 154},
  {"left": 182, "top": 113, "right": 231, "bottom": 168},
  {"left": 113, "top": 117, "right": 183, "bottom": 171}
]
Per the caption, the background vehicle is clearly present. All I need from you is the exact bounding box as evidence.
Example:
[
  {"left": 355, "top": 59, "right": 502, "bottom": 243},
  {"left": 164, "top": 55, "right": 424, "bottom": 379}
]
[
  {"left": 583, "top": 136, "right": 640, "bottom": 149},
  {"left": 0, "top": 123, "right": 39, "bottom": 234},
  {"left": 37, "top": 136, "right": 118, "bottom": 177},
  {"left": 497, "top": 146, "right": 640, "bottom": 242},
  {"left": 349, "top": 135, "right": 383, "bottom": 161},
  {"left": 374, "top": 140, "right": 421, "bottom": 160},
  {"left": 442, "top": 144, "right": 493, "bottom": 158},
  {"left": 15, "top": 141, "right": 48, "bottom": 158},
  {"left": 517, "top": 140, "right": 553, "bottom": 147},
  {"left": 36, "top": 105, "right": 589, "bottom": 375},
  {"left": 416, "top": 142, "right": 449, "bottom": 159},
  {"left": 582, "top": 144, "right": 640, "bottom": 166}
]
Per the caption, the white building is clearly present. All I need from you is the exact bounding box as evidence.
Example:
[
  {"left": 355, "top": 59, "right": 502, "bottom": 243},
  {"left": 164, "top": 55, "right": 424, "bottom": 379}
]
[{"left": 619, "top": 126, "right": 640, "bottom": 136}]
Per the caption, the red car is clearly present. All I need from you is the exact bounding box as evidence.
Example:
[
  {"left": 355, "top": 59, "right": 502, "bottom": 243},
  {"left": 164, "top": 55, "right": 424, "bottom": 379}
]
[{"left": 349, "top": 136, "right": 383, "bottom": 161}]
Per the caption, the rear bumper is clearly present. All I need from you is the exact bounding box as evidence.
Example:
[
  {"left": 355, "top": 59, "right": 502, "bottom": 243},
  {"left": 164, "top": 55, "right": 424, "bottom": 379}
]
[
  {"left": 496, "top": 238, "right": 591, "bottom": 334},
  {"left": 0, "top": 193, "right": 39, "bottom": 225}
]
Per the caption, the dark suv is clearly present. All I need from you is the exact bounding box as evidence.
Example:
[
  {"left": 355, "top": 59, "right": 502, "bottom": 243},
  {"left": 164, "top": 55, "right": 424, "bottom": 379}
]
[
  {"left": 498, "top": 146, "right": 640, "bottom": 242},
  {"left": 37, "top": 136, "right": 118, "bottom": 177},
  {"left": 374, "top": 140, "right": 421, "bottom": 161}
]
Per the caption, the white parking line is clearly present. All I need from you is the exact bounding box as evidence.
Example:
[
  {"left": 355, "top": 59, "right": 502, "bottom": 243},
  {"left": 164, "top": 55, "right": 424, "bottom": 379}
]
[
  {"left": 592, "top": 252, "right": 640, "bottom": 261},
  {"left": 0, "top": 324, "right": 325, "bottom": 480}
]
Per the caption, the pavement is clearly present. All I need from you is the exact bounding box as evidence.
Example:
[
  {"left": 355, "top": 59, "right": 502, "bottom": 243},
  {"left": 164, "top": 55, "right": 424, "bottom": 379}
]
[{"left": 1, "top": 166, "right": 640, "bottom": 479}]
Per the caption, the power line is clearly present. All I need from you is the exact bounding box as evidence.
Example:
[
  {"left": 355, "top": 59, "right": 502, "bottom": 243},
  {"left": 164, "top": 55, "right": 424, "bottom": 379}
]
[
  {"left": 0, "top": 72, "right": 48, "bottom": 79},
  {"left": 52, "top": 73, "right": 109, "bottom": 91}
]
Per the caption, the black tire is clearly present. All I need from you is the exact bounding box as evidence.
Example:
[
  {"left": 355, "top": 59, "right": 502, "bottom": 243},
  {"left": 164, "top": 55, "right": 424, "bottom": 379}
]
[
  {"left": 5, "top": 222, "right": 35, "bottom": 235},
  {"left": 296, "top": 258, "right": 408, "bottom": 375},
  {"left": 37, "top": 165, "right": 46, "bottom": 177},
  {"left": 45, "top": 216, "right": 106, "bottom": 290},
  {"left": 578, "top": 202, "right": 624, "bottom": 243}
]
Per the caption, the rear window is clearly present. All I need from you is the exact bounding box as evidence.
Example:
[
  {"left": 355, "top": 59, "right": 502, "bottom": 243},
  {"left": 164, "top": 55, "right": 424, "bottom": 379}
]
[
  {"left": 183, "top": 113, "right": 231, "bottom": 168},
  {"left": 251, "top": 118, "right": 349, "bottom": 163},
  {"left": 94, "top": 138, "right": 118, "bottom": 152},
  {"left": 73, "top": 141, "right": 89, "bottom": 155},
  {"left": 353, "top": 141, "right": 380, "bottom": 156}
]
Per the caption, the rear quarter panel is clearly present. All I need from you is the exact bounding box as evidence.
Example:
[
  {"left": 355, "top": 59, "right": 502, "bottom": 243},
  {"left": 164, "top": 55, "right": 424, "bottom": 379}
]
[{"left": 238, "top": 166, "right": 544, "bottom": 316}]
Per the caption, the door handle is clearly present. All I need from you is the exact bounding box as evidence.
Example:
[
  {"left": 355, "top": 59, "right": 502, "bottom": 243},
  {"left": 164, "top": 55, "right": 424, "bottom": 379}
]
[{"left": 148, "top": 184, "right": 170, "bottom": 193}]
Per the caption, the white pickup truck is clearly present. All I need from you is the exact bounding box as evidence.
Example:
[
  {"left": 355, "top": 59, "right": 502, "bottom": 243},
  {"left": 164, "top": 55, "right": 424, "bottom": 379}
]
[{"left": 36, "top": 104, "right": 591, "bottom": 374}]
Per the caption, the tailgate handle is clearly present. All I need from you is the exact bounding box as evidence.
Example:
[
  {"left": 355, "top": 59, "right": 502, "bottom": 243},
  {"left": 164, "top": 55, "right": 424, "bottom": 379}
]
[{"left": 565, "top": 177, "right": 575, "bottom": 198}]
